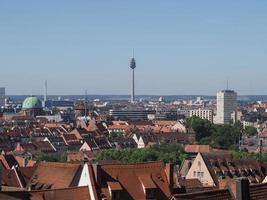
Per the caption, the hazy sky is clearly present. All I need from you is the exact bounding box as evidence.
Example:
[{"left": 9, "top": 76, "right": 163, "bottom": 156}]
[{"left": 1, "top": 1, "right": 267, "bottom": 95}]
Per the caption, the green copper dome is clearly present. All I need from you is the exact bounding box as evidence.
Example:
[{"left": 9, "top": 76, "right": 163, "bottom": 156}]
[{"left": 22, "top": 96, "right": 42, "bottom": 109}]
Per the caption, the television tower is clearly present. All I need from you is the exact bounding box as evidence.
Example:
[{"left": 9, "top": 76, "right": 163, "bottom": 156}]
[{"left": 130, "top": 53, "right": 136, "bottom": 103}]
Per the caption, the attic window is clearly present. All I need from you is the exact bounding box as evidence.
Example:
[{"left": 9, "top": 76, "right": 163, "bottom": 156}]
[
  {"left": 138, "top": 175, "right": 157, "bottom": 199},
  {"left": 107, "top": 181, "right": 123, "bottom": 200},
  {"left": 193, "top": 171, "right": 196, "bottom": 177},
  {"left": 146, "top": 188, "right": 156, "bottom": 200}
]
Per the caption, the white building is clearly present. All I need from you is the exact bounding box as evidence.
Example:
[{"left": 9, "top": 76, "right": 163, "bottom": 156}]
[
  {"left": 215, "top": 90, "right": 237, "bottom": 124},
  {"left": 0, "top": 87, "right": 5, "bottom": 109},
  {"left": 189, "top": 108, "right": 213, "bottom": 122}
]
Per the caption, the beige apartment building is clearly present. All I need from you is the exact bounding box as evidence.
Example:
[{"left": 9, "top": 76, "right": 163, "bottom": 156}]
[{"left": 189, "top": 108, "right": 213, "bottom": 122}]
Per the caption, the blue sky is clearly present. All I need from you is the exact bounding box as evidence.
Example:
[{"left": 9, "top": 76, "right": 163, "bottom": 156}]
[{"left": 0, "top": 1, "right": 267, "bottom": 95}]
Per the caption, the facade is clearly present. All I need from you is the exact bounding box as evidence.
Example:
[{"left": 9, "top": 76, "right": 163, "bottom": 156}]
[
  {"left": 189, "top": 108, "right": 213, "bottom": 122},
  {"left": 215, "top": 90, "right": 237, "bottom": 124},
  {"left": 185, "top": 153, "right": 265, "bottom": 187},
  {"left": 0, "top": 87, "right": 5, "bottom": 108},
  {"left": 109, "top": 109, "right": 156, "bottom": 121},
  {"left": 231, "top": 110, "right": 243, "bottom": 124},
  {"left": 186, "top": 153, "right": 216, "bottom": 187}
]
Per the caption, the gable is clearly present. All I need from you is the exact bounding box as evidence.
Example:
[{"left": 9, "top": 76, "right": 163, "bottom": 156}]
[
  {"left": 186, "top": 153, "right": 215, "bottom": 187},
  {"left": 138, "top": 137, "right": 145, "bottom": 148},
  {"left": 80, "top": 142, "right": 91, "bottom": 151}
]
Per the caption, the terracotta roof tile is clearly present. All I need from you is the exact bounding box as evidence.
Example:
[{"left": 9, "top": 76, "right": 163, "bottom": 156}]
[
  {"left": 2, "top": 169, "right": 22, "bottom": 188},
  {"left": 0, "top": 186, "right": 90, "bottom": 200},
  {"left": 31, "top": 186, "right": 90, "bottom": 200},
  {"left": 250, "top": 182, "right": 267, "bottom": 200},
  {"left": 107, "top": 181, "right": 123, "bottom": 191},
  {"left": 138, "top": 174, "right": 157, "bottom": 189},
  {"left": 184, "top": 145, "right": 212, "bottom": 154},
  {"left": 98, "top": 161, "right": 172, "bottom": 200},
  {"left": 28, "top": 162, "right": 82, "bottom": 190},
  {"left": 179, "top": 179, "right": 203, "bottom": 192},
  {"left": 173, "top": 189, "right": 234, "bottom": 200}
]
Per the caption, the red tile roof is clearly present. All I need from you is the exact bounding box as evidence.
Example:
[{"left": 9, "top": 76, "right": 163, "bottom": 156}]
[
  {"left": 0, "top": 186, "right": 90, "bottom": 200},
  {"left": 97, "top": 161, "right": 172, "bottom": 200},
  {"left": 250, "top": 182, "right": 267, "bottom": 200},
  {"left": 184, "top": 145, "right": 212, "bottom": 154},
  {"left": 28, "top": 162, "right": 82, "bottom": 190},
  {"left": 2, "top": 169, "right": 22, "bottom": 188},
  {"left": 172, "top": 189, "right": 234, "bottom": 200},
  {"left": 30, "top": 186, "right": 90, "bottom": 200}
]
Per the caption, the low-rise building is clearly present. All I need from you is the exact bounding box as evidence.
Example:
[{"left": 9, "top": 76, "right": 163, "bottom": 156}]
[
  {"left": 185, "top": 153, "right": 265, "bottom": 187},
  {"left": 189, "top": 108, "right": 213, "bottom": 122}
]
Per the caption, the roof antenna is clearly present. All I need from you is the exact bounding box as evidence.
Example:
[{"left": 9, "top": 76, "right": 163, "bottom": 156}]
[{"left": 227, "top": 79, "right": 229, "bottom": 90}]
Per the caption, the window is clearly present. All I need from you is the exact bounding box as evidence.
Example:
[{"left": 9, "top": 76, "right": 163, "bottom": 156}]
[
  {"left": 146, "top": 189, "right": 155, "bottom": 200},
  {"left": 193, "top": 171, "right": 196, "bottom": 177},
  {"left": 201, "top": 172, "right": 204, "bottom": 177},
  {"left": 197, "top": 172, "right": 201, "bottom": 177},
  {"left": 112, "top": 191, "right": 120, "bottom": 200}
]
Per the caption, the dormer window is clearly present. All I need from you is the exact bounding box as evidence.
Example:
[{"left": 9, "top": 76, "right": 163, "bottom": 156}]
[
  {"left": 107, "top": 182, "right": 123, "bottom": 200},
  {"left": 146, "top": 188, "right": 156, "bottom": 200},
  {"left": 139, "top": 175, "right": 157, "bottom": 200}
]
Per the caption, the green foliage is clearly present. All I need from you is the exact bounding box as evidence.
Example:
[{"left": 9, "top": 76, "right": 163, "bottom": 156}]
[
  {"left": 52, "top": 107, "right": 60, "bottom": 115},
  {"left": 60, "top": 151, "right": 68, "bottom": 162},
  {"left": 187, "top": 117, "right": 242, "bottom": 149},
  {"left": 95, "top": 143, "right": 187, "bottom": 165},
  {"left": 110, "top": 131, "right": 124, "bottom": 139},
  {"left": 210, "top": 124, "right": 240, "bottom": 149},
  {"left": 232, "top": 150, "right": 267, "bottom": 164},
  {"left": 36, "top": 152, "right": 67, "bottom": 162},
  {"left": 244, "top": 126, "right": 258, "bottom": 136},
  {"left": 186, "top": 116, "right": 214, "bottom": 141},
  {"left": 36, "top": 154, "right": 59, "bottom": 162}
]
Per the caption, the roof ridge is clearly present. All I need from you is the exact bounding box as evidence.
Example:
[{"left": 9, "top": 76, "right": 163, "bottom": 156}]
[
  {"left": 100, "top": 160, "right": 162, "bottom": 167},
  {"left": 38, "top": 162, "right": 80, "bottom": 167}
]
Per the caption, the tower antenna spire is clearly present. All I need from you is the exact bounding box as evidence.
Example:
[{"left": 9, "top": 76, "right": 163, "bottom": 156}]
[
  {"left": 227, "top": 79, "right": 229, "bottom": 90},
  {"left": 44, "top": 80, "right": 47, "bottom": 107},
  {"left": 84, "top": 89, "right": 87, "bottom": 120},
  {"left": 132, "top": 48, "right": 135, "bottom": 58}
]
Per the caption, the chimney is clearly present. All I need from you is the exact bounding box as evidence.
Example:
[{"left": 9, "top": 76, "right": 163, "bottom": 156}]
[
  {"left": 93, "top": 163, "right": 101, "bottom": 186},
  {"left": 165, "top": 163, "right": 174, "bottom": 191},
  {"left": 0, "top": 166, "right": 2, "bottom": 191},
  {"left": 236, "top": 178, "right": 250, "bottom": 200}
]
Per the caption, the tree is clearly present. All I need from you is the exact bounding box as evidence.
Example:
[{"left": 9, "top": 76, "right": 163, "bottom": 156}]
[
  {"left": 110, "top": 131, "right": 124, "bottom": 139},
  {"left": 186, "top": 117, "right": 243, "bottom": 150},
  {"left": 244, "top": 126, "right": 258, "bottom": 136},
  {"left": 36, "top": 154, "right": 59, "bottom": 162},
  {"left": 232, "top": 150, "right": 267, "bottom": 164},
  {"left": 210, "top": 124, "right": 240, "bottom": 149},
  {"left": 95, "top": 143, "right": 187, "bottom": 165},
  {"left": 186, "top": 116, "right": 214, "bottom": 141}
]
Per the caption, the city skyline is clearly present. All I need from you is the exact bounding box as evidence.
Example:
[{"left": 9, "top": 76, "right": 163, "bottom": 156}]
[{"left": 1, "top": 1, "right": 267, "bottom": 95}]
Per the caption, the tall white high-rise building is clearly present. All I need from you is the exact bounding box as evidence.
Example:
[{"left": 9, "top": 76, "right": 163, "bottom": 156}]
[
  {"left": 215, "top": 90, "right": 237, "bottom": 124},
  {"left": 0, "top": 87, "right": 5, "bottom": 109}
]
